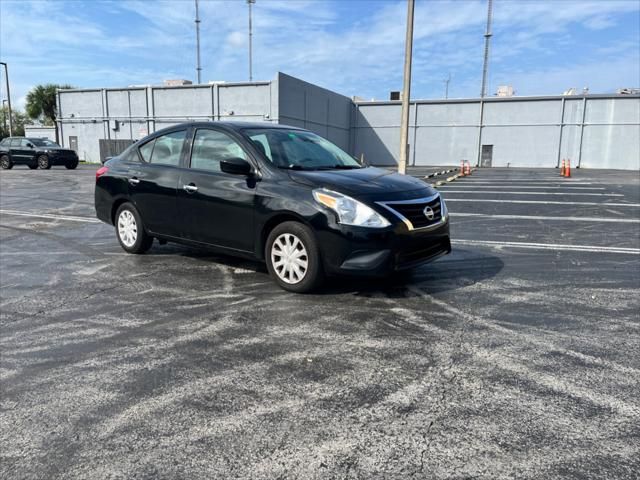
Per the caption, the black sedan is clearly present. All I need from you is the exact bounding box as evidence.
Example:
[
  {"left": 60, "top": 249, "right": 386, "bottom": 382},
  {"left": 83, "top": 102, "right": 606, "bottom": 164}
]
[
  {"left": 0, "top": 137, "right": 79, "bottom": 169},
  {"left": 95, "top": 122, "right": 450, "bottom": 292}
]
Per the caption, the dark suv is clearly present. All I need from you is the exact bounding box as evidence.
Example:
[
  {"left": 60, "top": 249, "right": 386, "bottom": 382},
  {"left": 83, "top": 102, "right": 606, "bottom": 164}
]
[
  {"left": 0, "top": 137, "right": 79, "bottom": 169},
  {"left": 95, "top": 122, "right": 450, "bottom": 292}
]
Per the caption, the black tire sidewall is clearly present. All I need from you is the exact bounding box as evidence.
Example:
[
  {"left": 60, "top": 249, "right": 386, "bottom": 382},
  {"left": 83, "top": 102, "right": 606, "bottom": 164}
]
[
  {"left": 0, "top": 155, "right": 12, "bottom": 169},
  {"left": 37, "top": 155, "right": 50, "bottom": 169},
  {"left": 265, "top": 221, "right": 324, "bottom": 293},
  {"left": 65, "top": 160, "right": 78, "bottom": 169},
  {"left": 115, "top": 203, "right": 153, "bottom": 254}
]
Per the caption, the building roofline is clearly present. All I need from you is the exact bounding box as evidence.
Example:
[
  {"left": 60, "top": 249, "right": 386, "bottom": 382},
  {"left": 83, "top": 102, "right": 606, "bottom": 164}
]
[{"left": 355, "top": 93, "right": 640, "bottom": 105}]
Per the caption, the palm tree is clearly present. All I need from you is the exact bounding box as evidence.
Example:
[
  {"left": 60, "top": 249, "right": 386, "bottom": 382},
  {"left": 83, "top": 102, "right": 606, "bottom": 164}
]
[{"left": 25, "top": 84, "right": 73, "bottom": 141}]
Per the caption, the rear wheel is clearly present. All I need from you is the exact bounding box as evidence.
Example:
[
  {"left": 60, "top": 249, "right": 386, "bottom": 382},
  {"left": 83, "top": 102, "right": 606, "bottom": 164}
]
[
  {"left": 115, "top": 203, "right": 153, "bottom": 254},
  {"left": 65, "top": 159, "right": 79, "bottom": 169},
  {"left": 265, "top": 221, "right": 324, "bottom": 293},
  {"left": 37, "top": 155, "right": 51, "bottom": 169},
  {"left": 0, "top": 155, "right": 12, "bottom": 169}
]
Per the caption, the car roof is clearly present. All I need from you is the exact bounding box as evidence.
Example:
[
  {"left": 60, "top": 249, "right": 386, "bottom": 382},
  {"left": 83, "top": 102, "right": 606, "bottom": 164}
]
[{"left": 150, "top": 121, "right": 306, "bottom": 138}]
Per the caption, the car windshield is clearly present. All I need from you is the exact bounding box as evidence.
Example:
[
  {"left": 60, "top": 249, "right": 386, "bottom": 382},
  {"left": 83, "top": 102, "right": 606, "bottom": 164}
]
[
  {"left": 243, "top": 128, "right": 362, "bottom": 170},
  {"left": 30, "top": 139, "right": 60, "bottom": 147}
]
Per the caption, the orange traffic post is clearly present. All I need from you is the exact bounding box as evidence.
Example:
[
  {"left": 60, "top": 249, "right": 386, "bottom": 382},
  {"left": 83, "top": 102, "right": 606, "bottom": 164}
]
[
  {"left": 465, "top": 160, "right": 471, "bottom": 176},
  {"left": 560, "top": 159, "right": 566, "bottom": 176},
  {"left": 460, "top": 160, "right": 466, "bottom": 176},
  {"left": 565, "top": 158, "right": 571, "bottom": 178}
]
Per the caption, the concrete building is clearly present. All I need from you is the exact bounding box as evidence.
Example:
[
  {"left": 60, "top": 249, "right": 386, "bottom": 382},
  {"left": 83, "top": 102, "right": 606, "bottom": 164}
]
[
  {"left": 56, "top": 72, "right": 640, "bottom": 170},
  {"left": 23, "top": 125, "right": 57, "bottom": 141}
]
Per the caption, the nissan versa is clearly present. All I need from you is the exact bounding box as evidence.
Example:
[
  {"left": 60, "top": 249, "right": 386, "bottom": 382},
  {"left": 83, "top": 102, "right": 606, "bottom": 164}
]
[{"left": 95, "top": 122, "right": 450, "bottom": 292}]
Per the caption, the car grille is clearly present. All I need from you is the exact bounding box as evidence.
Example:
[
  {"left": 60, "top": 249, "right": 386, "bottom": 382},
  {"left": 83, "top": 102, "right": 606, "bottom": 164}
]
[
  {"left": 396, "top": 238, "right": 451, "bottom": 269},
  {"left": 377, "top": 194, "right": 444, "bottom": 230}
]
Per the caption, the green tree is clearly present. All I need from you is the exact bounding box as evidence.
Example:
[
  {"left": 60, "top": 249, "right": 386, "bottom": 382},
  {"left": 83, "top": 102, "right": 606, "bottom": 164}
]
[
  {"left": 25, "top": 83, "right": 73, "bottom": 126},
  {"left": 0, "top": 107, "right": 27, "bottom": 138}
]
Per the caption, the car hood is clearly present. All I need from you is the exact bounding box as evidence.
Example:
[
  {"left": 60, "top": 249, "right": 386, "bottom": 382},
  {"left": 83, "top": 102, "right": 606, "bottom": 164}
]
[{"left": 288, "top": 166, "right": 435, "bottom": 199}]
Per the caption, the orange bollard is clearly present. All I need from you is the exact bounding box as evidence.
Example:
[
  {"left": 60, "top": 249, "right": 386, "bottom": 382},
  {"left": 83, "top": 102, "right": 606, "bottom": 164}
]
[
  {"left": 560, "top": 159, "right": 566, "bottom": 176},
  {"left": 465, "top": 161, "right": 471, "bottom": 176},
  {"left": 565, "top": 159, "right": 571, "bottom": 178},
  {"left": 460, "top": 160, "right": 466, "bottom": 176}
]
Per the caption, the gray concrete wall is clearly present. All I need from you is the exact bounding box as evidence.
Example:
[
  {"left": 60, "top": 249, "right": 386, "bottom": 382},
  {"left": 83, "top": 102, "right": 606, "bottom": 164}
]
[
  {"left": 23, "top": 126, "right": 56, "bottom": 141},
  {"left": 353, "top": 95, "right": 640, "bottom": 170},
  {"left": 57, "top": 81, "right": 279, "bottom": 162},
  {"left": 277, "top": 73, "right": 353, "bottom": 152}
]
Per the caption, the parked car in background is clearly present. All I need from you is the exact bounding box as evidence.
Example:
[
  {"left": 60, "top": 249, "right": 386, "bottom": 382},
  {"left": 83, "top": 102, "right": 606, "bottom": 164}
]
[
  {"left": 0, "top": 137, "right": 79, "bottom": 169},
  {"left": 95, "top": 122, "right": 450, "bottom": 292}
]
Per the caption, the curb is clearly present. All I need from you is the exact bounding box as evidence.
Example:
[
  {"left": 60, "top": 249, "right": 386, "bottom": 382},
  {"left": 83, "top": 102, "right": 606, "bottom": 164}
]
[
  {"left": 424, "top": 168, "right": 458, "bottom": 179},
  {"left": 430, "top": 168, "right": 477, "bottom": 188}
]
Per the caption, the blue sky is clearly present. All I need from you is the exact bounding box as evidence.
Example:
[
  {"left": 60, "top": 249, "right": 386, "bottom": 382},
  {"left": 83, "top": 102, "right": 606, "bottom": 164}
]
[{"left": 1, "top": 0, "right": 639, "bottom": 109}]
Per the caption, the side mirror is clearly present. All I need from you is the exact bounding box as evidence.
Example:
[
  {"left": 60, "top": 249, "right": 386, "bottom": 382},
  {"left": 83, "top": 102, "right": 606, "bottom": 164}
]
[
  {"left": 220, "top": 157, "right": 253, "bottom": 176},
  {"left": 27, "top": 143, "right": 35, "bottom": 148}
]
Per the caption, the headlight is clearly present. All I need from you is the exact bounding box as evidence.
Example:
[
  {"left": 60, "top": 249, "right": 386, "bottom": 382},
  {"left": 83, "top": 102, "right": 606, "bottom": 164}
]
[
  {"left": 313, "top": 189, "right": 391, "bottom": 228},
  {"left": 440, "top": 196, "right": 448, "bottom": 218}
]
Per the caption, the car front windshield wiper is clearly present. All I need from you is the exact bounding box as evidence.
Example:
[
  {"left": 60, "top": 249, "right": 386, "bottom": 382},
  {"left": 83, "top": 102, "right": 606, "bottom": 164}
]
[
  {"left": 277, "top": 164, "right": 315, "bottom": 171},
  {"left": 315, "top": 164, "right": 362, "bottom": 170}
]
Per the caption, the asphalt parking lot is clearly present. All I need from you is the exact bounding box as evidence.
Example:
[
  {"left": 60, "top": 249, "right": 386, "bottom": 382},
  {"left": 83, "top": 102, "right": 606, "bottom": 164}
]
[{"left": 1, "top": 164, "right": 639, "bottom": 479}]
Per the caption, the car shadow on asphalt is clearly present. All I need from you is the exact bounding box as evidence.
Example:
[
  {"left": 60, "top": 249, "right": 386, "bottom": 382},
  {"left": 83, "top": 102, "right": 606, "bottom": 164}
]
[{"left": 144, "top": 243, "right": 504, "bottom": 297}]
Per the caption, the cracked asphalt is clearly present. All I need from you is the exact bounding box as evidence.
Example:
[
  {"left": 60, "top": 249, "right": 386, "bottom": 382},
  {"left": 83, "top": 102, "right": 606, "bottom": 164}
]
[{"left": 1, "top": 165, "right": 639, "bottom": 479}]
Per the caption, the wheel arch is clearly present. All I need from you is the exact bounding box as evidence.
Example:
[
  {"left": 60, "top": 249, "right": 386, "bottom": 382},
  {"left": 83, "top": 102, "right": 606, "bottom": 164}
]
[{"left": 257, "top": 212, "right": 313, "bottom": 260}]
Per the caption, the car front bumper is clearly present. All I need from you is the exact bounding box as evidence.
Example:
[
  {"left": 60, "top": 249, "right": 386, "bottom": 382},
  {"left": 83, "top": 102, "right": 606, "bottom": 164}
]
[{"left": 316, "top": 217, "right": 451, "bottom": 276}]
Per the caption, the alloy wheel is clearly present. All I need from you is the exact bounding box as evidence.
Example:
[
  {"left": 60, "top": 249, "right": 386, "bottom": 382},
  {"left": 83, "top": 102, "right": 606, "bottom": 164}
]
[{"left": 270, "top": 233, "right": 309, "bottom": 284}]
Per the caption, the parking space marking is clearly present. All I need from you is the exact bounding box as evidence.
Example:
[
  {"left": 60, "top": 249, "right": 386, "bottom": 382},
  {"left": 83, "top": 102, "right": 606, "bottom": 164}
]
[
  {"left": 445, "top": 199, "right": 640, "bottom": 207},
  {"left": 452, "top": 239, "right": 640, "bottom": 255},
  {"left": 440, "top": 191, "right": 623, "bottom": 196},
  {"left": 440, "top": 185, "right": 605, "bottom": 190},
  {"left": 449, "top": 212, "right": 640, "bottom": 223},
  {"left": 0, "top": 210, "right": 101, "bottom": 223}
]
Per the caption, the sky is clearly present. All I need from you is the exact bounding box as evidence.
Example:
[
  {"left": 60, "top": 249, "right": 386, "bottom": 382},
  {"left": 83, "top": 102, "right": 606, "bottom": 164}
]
[{"left": 1, "top": 0, "right": 639, "bottom": 110}]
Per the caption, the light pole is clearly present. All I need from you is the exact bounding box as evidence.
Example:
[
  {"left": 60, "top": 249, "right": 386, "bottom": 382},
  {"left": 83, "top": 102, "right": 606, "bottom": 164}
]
[
  {"left": 2, "top": 99, "right": 7, "bottom": 136},
  {"left": 0, "top": 62, "right": 13, "bottom": 136},
  {"left": 398, "top": 0, "right": 414, "bottom": 175},
  {"left": 480, "top": 0, "right": 493, "bottom": 98},
  {"left": 247, "top": 0, "right": 256, "bottom": 82},
  {"left": 195, "top": 0, "right": 202, "bottom": 84}
]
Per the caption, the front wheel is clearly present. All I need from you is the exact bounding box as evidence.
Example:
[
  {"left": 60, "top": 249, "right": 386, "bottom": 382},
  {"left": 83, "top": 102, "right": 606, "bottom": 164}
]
[
  {"left": 65, "top": 159, "right": 79, "bottom": 169},
  {"left": 37, "top": 155, "right": 51, "bottom": 169},
  {"left": 0, "top": 155, "right": 13, "bottom": 169},
  {"left": 115, "top": 203, "right": 153, "bottom": 254},
  {"left": 265, "top": 221, "right": 324, "bottom": 293}
]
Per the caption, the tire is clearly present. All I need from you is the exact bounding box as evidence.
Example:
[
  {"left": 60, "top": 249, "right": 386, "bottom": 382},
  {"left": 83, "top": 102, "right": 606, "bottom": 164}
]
[
  {"left": 0, "top": 155, "right": 12, "bottom": 170},
  {"left": 37, "top": 155, "right": 51, "bottom": 169},
  {"left": 115, "top": 203, "right": 153, "bottom": 254},
  {"left": 65, "top": 159, "right": 79, "bottom": 169},
  {"left": 265, "top": 221, "right": 324, "bottom": 293},
  {"left": 28, "top": 164, "right": 38, "bottom": 170}
]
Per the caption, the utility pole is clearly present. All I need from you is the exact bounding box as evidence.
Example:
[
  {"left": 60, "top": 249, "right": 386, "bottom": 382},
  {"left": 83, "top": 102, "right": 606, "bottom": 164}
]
[
  {"left": 398, "top": 0, "right": 414, "bottom": 175},
  {"left": 2, "top": 100, "right": 7, "bottom": 135},
  {"left": 480, "top": 0, "right": 493, "bottom": 98},
  {"left": 247, "top": 0, "right": 256, "bottom": 82},
  {"left": 195, "top": 0, "right": 202, "bottom": 84},
  {"left": 444, "top": 73, "right": 451, "bottom": 99},
  {"left": 0, "top": 62, "right": 13, "bottom": 136}
]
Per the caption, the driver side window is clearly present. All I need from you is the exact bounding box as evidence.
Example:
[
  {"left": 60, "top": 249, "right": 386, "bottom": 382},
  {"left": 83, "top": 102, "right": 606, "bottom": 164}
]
[{"left": 190, "top": 129, "right": 247, "bottom": 172}]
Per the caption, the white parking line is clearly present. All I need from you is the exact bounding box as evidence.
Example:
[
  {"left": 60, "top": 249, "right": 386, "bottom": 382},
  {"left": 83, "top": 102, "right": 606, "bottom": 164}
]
[
  {"left": 0, "top": 210, "right": 101, "bottom": 223},
  {"left": 452, "top": 239, "right": 640, "bottom": 255},
  {"left": 449, "top": 212, "right": 640, "bottom": 223},
  {"left": 440, "top": 185, "right": 605, "bottom": 190},
  {"left": 440, "top": 191, "right": 623, "bottom": 196},
  {"left": 445, "top": 199, "right": 640, "bottom": 207},
  {"left": 449, "top": 182, "right": 596, "bottom": 186}
]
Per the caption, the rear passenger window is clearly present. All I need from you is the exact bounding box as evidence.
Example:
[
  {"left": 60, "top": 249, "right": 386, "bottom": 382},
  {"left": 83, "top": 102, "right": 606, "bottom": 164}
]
[
  {"left": 190, "top": 129, "right": 247, "bottom": 172},
  {"left": 139, "top": 130, "right": 186, "bottom": 166},
  {"left": 10, "top": 139, "right": 20, "bottom": 147}
]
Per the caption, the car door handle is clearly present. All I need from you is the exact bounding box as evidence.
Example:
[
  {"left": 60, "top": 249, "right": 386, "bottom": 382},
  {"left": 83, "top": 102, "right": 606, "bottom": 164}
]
[
  {"left": 128, "top": 177, "right": 140, "bottom": 186},
  {"left": 183, "top": 183, "right": 198, "bottom": 193}
]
